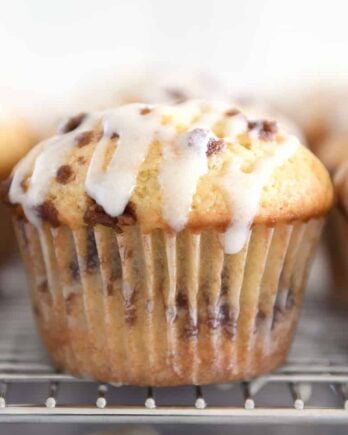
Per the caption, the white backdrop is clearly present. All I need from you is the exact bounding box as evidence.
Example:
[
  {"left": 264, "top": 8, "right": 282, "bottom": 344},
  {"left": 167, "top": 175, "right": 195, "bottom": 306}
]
[{"left": 0, "top": 0, "right": 347, "bottom": 118}]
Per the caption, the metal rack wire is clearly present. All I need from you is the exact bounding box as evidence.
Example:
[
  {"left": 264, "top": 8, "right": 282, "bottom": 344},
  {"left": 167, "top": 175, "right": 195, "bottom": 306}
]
[
  {"left": 1, "top": 261, "right": 348, "bottom": 424},
  {"left": 2, "top": 365, "right": 348, "bottom": 423}
]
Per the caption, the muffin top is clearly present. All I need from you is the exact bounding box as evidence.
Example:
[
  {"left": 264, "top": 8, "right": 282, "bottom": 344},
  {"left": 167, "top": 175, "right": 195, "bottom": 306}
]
[
  {"left": 7, "top": 100, "right": 333, "bottom": 254},
  {"left": 0, "top": 117, "right": 36, "bottom": 180}
]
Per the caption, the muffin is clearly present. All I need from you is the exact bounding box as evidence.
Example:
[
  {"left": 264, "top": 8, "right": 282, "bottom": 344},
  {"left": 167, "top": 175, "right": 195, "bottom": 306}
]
[
  {"left": 5, "top": 100, "right": 333, "bottom": 386},
  {"left": 298, "top": 93, "right": 348, "bottom": 299},
  {"left": 0, "top": 116, "right": 36, "bottom": 261},
  {"left": 284, "top": 86, "right": 348, "bottom": 154}
]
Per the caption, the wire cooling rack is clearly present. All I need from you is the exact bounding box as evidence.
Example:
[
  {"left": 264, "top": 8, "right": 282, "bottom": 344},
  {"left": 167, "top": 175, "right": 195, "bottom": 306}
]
[{"left": 1, "top": 259, "right": 348, "bottom": 424}]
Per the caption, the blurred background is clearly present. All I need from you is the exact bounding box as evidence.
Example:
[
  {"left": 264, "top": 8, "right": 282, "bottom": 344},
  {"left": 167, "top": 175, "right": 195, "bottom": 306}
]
[{"left": 1, "top": 0, "right": 347, "bottom": 125}]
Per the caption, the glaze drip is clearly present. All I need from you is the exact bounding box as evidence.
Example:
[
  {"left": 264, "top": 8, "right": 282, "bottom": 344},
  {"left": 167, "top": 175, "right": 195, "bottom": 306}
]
[{"left": 220, "top": 137, "right": 299, "bottom": 254}]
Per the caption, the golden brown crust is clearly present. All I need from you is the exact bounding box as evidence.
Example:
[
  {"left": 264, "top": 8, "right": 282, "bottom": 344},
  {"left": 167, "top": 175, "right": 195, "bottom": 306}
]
[{"left": 6, "top": 103, "right": 333, "bottom": 232}]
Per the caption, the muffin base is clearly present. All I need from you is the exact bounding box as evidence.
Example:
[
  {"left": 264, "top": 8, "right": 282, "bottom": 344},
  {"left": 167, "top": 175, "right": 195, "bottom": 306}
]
[{"left": 14, "top": 218, "right": 323, "bottom": 386}]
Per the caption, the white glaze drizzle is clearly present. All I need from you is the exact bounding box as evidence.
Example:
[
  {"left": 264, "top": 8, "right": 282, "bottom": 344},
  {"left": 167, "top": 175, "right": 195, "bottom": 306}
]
[
  {"left": 9, "top": 114, "right": 98, "bottom": 225},
  {"left": 9, "top": 100, "right": 299, "bottom": 254},
  {"left": 86, "top": 104, "right": 162, "bottom": 217},
  {"left": 224, "top": 112, "right": 248, "bottom": 138},
  {"left": 221, "top": 137, "right": 299, "bottom": 254},
  {"left": 159, "top": 128, "right": 212, "bottom": 231}
]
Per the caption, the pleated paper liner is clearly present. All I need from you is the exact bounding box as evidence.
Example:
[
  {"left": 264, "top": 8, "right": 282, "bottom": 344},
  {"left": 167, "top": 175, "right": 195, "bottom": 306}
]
[{"left": 14, "top": 217, "right": 324, "bottom": 386}]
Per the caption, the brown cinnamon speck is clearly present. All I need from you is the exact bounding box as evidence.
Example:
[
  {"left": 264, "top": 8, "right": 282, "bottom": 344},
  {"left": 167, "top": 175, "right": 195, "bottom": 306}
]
[
  {"left": 118, "top": 202, "right": 136, "bottom": 225},
  {"left": 86, "top": 228, "right": 99, "bottom": 273},
  {"left": 183, "top": 317, "right": 199, "bottom": 339},
  {"left": 110, "top": 131, "right": 120, "bottom": 140},
  {"left": 84, "top": 200, "right": 117, "bottom": 227},
  {"left": 248, "top": 120, "right": 278, "bottom": 141},
  {"left": 77, "top": 156, "right": 87, "bottom": 165},
  {"left": 140, "top": 107, "right": 151, "bottom": 115},
  {"left": 75, "top": 130, "right": 94, "bottom": 147},
  {"left": 68, "top": 258, "right": 80, "bottom": 281},
  {"left": 36, "top": 200, "right": 60, "bottom": 227},
  {"left": 207, "top": 303, "right": 236, "bottom": 338},
  {"left": 56, "top": 165, "right": 74, "bottom": 184},
  {"left": 176, "top": 292, "right": 188, "bottom": 309},
  {"left": 225, "top": 108, "right": 240, "bottom": 117},
  {"left": 84, "top": 199, "right": 136, "bottom": 227},
  {"left": 207, "top": 138, "right": 225, "bottom": 156},
  {"left": 37, "top": 279, "right": 49, "bottom": 293},
  {"left": 60, "top": 113, "right": 86, "bottom": 134}
]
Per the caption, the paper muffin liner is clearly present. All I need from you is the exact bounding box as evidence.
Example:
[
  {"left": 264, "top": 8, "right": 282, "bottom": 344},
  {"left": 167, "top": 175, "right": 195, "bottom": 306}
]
[
  {"left": 13, "top": 217, "right": 324, "bottom": 386},
  {"left": 325, "top": 209, "right": 348, "bottom": 301}
]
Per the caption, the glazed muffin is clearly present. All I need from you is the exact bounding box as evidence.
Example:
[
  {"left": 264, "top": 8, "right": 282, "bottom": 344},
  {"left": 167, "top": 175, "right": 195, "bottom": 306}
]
[
  {"left": 0, "top": 116, "right": 36, "bottom": 260},
  {"left": 5, "top": 100, "right": 332, "bottom": 386}
]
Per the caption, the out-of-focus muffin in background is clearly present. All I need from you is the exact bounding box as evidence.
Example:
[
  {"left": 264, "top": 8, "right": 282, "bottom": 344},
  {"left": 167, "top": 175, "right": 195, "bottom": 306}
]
[
  {"left": 65, "top": 66, "right": 305, "bottom": 146},
  {"left": 0, "top": 106, "right": 37, "bottom": 262},
  {"left": 283, "top": 83, "right": 348, "bottom": 300},
  {"left": 276, "top": 84, "right": 348, "bottom": 159},
  {"left": 67, "top": 66, "right": 230, "bottom": 112}
]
